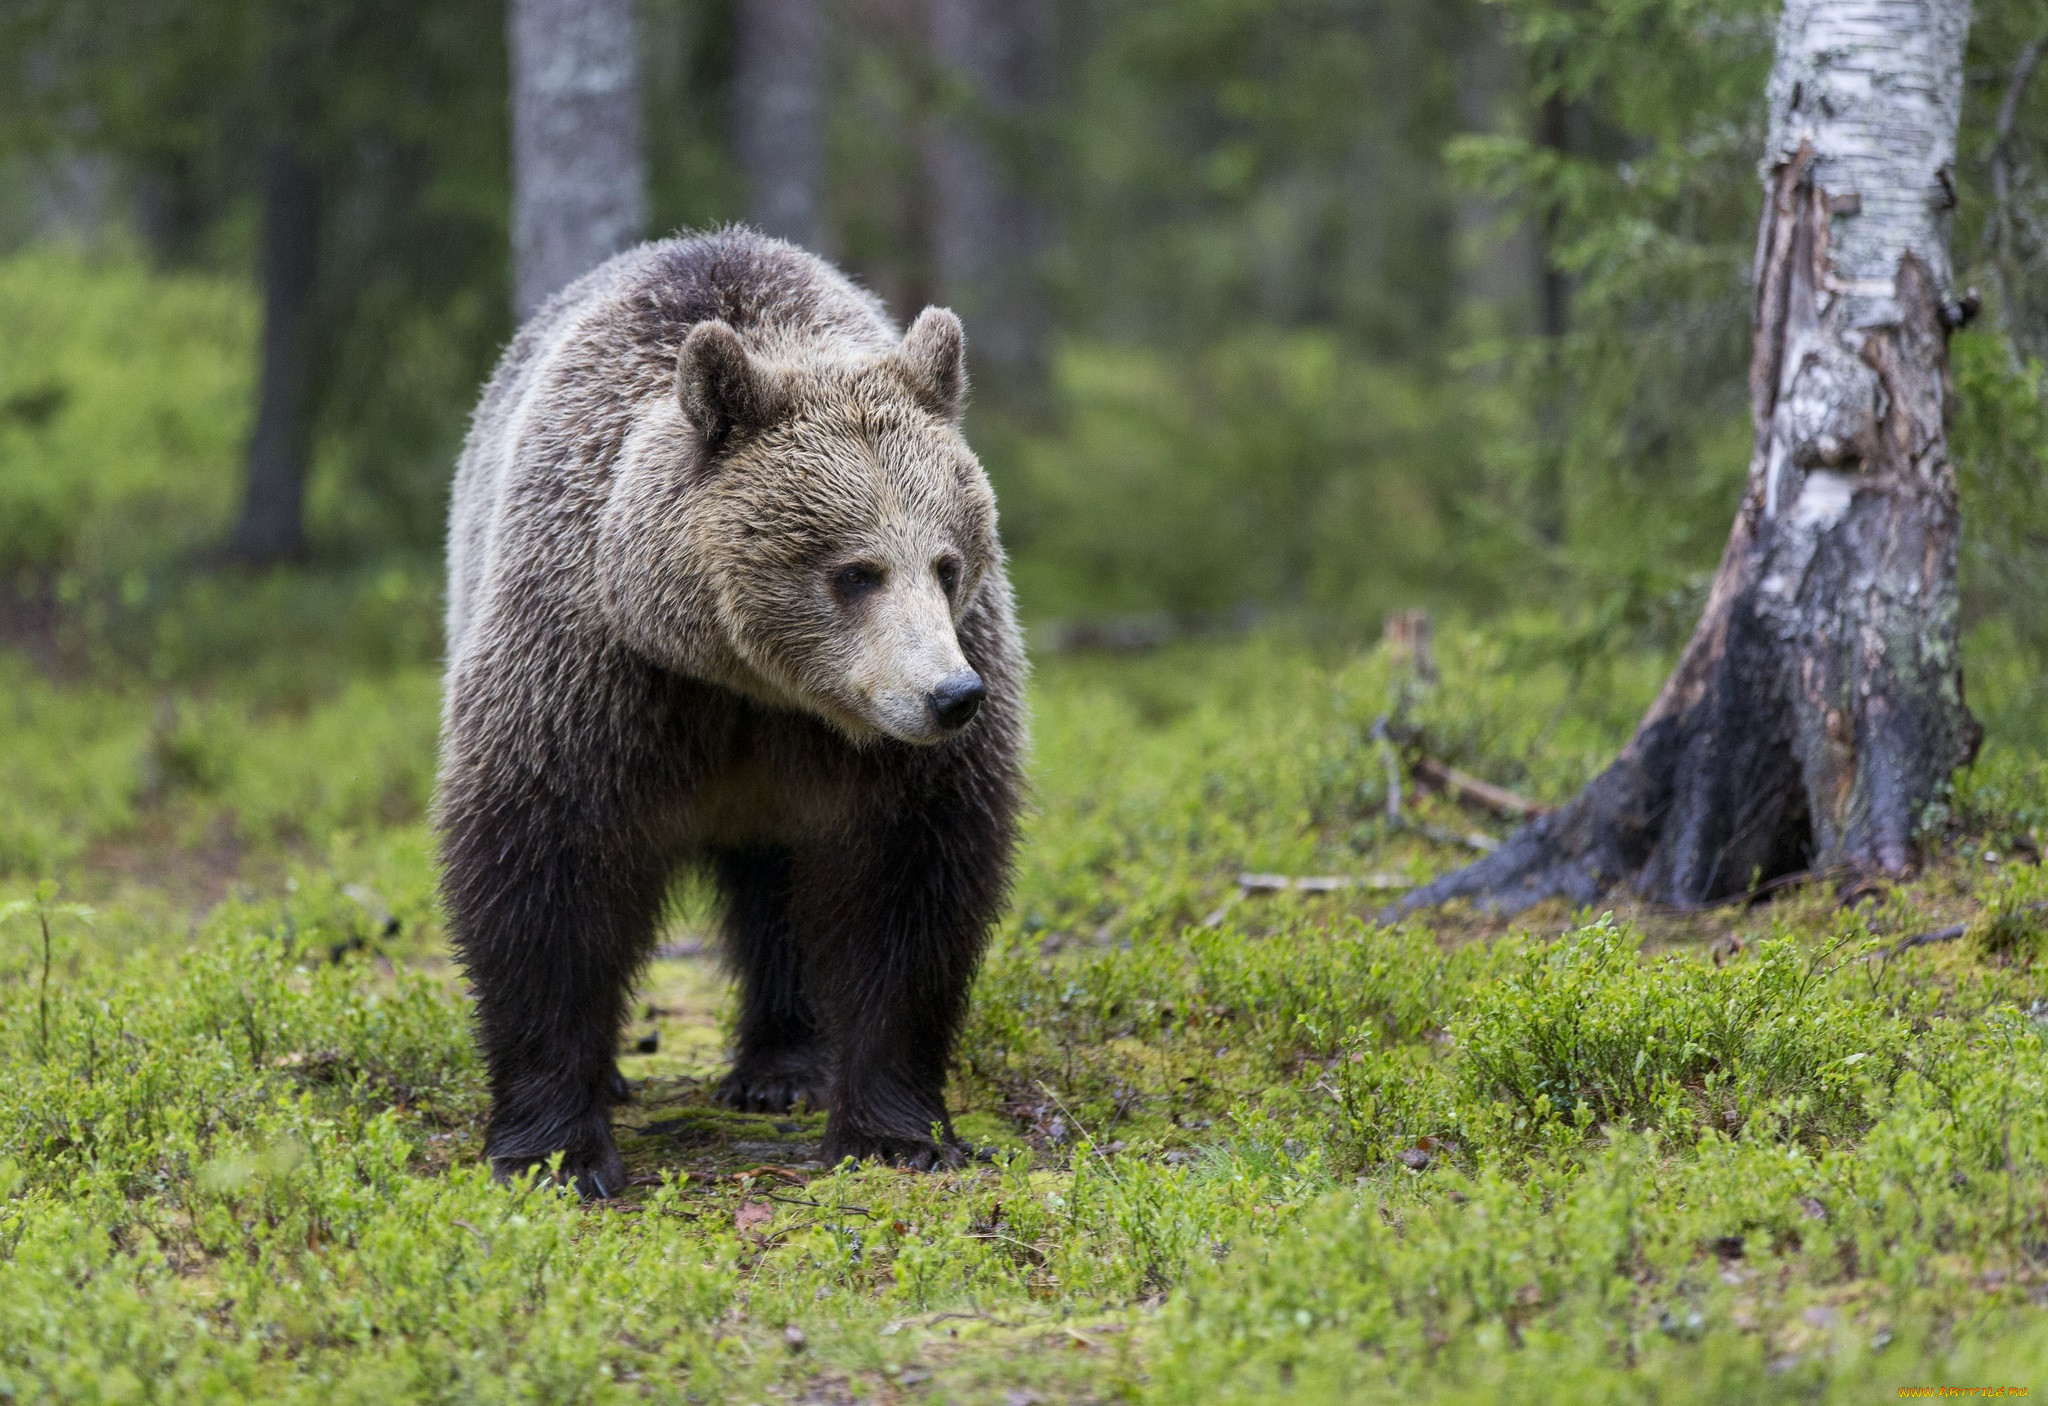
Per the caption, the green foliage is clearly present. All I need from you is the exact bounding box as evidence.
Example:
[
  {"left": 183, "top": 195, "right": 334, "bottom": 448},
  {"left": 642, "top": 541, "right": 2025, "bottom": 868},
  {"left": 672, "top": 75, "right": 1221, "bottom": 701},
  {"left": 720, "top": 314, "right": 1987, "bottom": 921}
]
[
  {"left": 1151, "top": 1114, "right": 2048, "bottom": 1403},
  {"left": 4, "top": 0, "right": 510, "bottom": 561},
  {"left": 0, "top": 245, "right": 253, "bottom": 576},
  {"left": 1053, "top": 0, "right": 1480, "bottom": 352},
  {"left": 4, "top": 0, "right": 2045, "bottom": 682},
  {"left": 1951, "top": 331, "right": 2048, "bottom": 653},
  {"left": 0, "top": 648, "right": 439, "bottom": 878},
  {"left": 1452, "top": 0, "right": 2048, "bottom": 681},
  {"left": 10, "top": 0, "right": 2048, "bottom": 667},
  {"left": 1455, "top": 919, "right": 1893, "bottom": 1144},
  {"left": 1001, "top": 335, "right": 1510, "bottom": 619},
  {"left": 0, "top": 627, "right": 2045, "bottom": 1398},
  {"left": 2, "top": 0, "right": 2047, "bottom": 1392},
  {"left": 1449, "top": 0, "right": 1772, "bottom": 625}
]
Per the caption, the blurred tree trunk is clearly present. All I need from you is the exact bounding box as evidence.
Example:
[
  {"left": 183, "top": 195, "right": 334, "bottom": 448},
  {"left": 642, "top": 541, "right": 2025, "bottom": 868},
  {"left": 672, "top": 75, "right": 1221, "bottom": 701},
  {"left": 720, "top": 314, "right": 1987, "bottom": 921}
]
[
  {"left": 229, "top": 142, "right": 319, "bottom": 566},
  {"left": 1453, "top": 11, "right": 1540, "bottom": 323},
  {"left": 1536, "top": 94, "right": 1573, "bottom": 347},
  {"left": 926, "top": 0, "right": 1052, "bottom": 402},
  {"left": 1393, "top": 0, "right": 1979, "bottom": 917},
  {"left": 1987, "top": 35, "right": 2048, "bottom": 364},
  {"left": 734, "top": 0, "right": 824, "bottom": 251},
  {"left": 1531, "top": 85, "right": 1577, "bottom": 547},
  {"left": 508, "top": 0, "right": 645, "bottom": 322}
]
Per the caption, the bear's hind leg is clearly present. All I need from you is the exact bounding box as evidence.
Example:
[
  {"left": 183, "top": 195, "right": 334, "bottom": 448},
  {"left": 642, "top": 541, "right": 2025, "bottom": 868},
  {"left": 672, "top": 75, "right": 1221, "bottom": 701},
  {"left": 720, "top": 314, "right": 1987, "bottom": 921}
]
[{"left": 711, "top": 847, "right": 831, "bottom": 1113}]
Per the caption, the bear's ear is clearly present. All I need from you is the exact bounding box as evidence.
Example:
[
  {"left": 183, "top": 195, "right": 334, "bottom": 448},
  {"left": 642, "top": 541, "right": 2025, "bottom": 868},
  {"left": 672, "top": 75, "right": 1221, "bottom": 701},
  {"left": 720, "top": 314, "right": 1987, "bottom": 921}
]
[
  {"left": 897, "top": 307, "right": 968, "bottom": 423},
  {"left": 677, "top": 320, "right": 783, "bottom": 454}
]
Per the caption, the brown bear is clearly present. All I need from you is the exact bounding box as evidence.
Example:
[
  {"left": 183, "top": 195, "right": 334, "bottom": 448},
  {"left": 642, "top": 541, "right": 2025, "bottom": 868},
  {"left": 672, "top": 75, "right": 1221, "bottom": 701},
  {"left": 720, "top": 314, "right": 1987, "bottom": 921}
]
[{"left": 437, "top": 228, "right": 1025, "bottom": 1197}]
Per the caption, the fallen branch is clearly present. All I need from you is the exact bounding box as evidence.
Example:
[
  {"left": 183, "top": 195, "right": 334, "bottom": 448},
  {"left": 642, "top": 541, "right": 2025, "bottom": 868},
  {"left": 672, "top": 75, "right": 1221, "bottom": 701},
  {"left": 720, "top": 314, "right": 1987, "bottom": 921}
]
[
  {"left": 731, "top": 1164, "right": 810, "bottom": 1184},
  {"left": 1237, "top": 871, "right": 1413, "bottom": 895},
  {"left": 1371, "top": 711, "right": 1521, "bottom": 845},
  {"left": 1888, "top": 900, "right": 2048, "bottom": 958},
  {"left": 1411, "top": 757, "right": 1550, "bottom": 820},
  {"left": 1639, "top": 865, "right": 1857, "bottom": 916},
  {"left": 1410, "top": 822, "right": 1500, "bottom": 853},
  {"left": 761, "top": 1191, "right": 875, "bottom": 1216},
  {"left": 1201, "top": 870, "right": 1416, "bottom": 928},
  {"left": 1889, "top": 921, "right": 1968, "bottom": 956}
]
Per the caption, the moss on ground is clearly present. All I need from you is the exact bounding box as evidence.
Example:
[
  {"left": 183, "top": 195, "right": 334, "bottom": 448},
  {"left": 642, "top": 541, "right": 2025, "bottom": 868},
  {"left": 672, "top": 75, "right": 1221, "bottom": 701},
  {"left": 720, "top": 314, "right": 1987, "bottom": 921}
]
[{"left": 3, "top": 623, "right": 2048, "bottom": 1402}]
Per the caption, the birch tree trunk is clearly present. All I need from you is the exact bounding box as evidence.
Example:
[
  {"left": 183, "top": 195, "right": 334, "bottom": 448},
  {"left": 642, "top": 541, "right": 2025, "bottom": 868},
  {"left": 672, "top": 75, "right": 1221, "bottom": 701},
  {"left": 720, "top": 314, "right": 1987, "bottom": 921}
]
[
  {"left": 927, "top": 0, "right": 1052, "bottom": 395},
  {"left": 508, "top": 0, "right": 646, "bottom": 322},
  {"left": 734, "top": 0, "right": 825, "bottom": 251},
  {"left": 1394, "top": 0, "right": 1980, "bottom": 917},
  {"left": 229, "top": 142, "right": 319, "bottom": 565}
]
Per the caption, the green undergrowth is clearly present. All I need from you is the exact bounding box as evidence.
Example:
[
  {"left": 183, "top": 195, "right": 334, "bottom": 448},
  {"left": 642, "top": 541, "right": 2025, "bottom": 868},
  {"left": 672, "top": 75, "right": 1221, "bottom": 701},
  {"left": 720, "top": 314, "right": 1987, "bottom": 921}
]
[
  {"left": 0, "top": 245, "right": 253, "bottom": 580},
  {"left": 3, "top": 621, "right": 2048, "bottom": 1401}
]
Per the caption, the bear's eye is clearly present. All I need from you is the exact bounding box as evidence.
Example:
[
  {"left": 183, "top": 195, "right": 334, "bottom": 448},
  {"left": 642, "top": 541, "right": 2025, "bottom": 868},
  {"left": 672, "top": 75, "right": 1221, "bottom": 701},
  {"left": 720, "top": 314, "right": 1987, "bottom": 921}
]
[
  {"left": 935, "top": 555, "right": 962, "bottom": 595},
  {"left": 832, "top": 562, "right": 885, "bottom": 603}
]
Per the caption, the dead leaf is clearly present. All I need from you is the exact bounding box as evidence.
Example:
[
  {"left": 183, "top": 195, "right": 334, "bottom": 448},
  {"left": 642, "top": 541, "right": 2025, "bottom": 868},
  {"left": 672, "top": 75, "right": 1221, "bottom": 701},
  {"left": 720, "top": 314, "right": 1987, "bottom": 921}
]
[{"left": 732, "top": 1164, "right": 808, "bottom": 1184}]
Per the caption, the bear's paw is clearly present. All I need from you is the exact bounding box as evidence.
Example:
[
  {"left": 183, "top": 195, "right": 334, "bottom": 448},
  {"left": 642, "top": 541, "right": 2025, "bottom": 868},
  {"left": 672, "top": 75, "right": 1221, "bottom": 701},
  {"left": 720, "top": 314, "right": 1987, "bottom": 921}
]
[
  {"left": 821, "top": 1121, "right": 970, "bottom": 1172},
  {"left": 714, "top": 1055, "right": 831, "bottom": 1115}
]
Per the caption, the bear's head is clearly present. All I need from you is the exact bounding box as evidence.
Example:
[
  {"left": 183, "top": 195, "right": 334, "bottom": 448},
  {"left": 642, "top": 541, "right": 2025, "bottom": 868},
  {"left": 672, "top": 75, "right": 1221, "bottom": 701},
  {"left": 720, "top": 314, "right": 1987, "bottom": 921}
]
[{"left": 600, "top": 307, "right": 1003, "bottom": 746}]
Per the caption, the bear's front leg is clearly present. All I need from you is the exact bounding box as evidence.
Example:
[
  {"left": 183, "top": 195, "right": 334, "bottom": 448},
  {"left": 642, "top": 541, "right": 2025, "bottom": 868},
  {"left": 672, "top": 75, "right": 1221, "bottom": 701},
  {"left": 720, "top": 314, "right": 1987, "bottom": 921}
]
[
  {"left": 794, "top": 816, "right": 1001, "bottom": 1170},
  {"left": 442, "top": 795, "right": 669, "bottom": 1199}
]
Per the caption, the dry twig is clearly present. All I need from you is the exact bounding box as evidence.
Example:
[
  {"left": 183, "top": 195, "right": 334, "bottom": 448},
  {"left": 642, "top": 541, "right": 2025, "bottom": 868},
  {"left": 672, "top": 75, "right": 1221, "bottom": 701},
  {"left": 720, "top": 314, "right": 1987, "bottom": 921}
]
[{"left": 1411, "top": 757, "right": 1550, "bottom": 820}]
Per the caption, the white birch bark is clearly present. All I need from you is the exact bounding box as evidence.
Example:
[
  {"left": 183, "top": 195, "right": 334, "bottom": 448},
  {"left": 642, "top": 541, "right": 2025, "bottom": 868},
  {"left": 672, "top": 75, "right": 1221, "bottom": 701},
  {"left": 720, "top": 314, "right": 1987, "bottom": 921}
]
[
  {"left": 1756, "top": 0, "right": 1968, "bottom": 524},
  {"left": 1393, "top": 0, "right": 1979, "bottom": 917},
  {"left": 1764, "top": 0, "right": 1968, "bottom": 320},
  {"left": 1748, "top": 0, "right": 1974, "bottom": 871},
  {"left": 509, "top": 0, "right": 646, "bottom": 322}
]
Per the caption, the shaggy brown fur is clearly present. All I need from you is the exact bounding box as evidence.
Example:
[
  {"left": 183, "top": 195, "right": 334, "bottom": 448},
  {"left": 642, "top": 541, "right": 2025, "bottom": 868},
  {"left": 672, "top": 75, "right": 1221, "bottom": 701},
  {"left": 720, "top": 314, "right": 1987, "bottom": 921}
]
[{"left": 438, "top": 228, "right": 1025, "bottom": 1196}]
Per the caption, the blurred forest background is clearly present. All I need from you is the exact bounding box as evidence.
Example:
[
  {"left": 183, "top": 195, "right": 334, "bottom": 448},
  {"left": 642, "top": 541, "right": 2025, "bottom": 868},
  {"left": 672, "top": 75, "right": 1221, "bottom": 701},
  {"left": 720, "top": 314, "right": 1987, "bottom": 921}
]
[{"left": 2, "top": 0, "right": 2048, "bottom": 685}]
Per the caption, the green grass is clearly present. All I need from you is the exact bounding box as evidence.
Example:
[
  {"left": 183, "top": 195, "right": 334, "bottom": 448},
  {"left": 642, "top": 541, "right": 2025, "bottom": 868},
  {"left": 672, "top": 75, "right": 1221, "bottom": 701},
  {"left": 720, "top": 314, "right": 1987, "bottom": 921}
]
[
  {"left": 2, "top": 612, "right": 2047, "bottom": 1403},
  {"left": 0, "top": 245, "right": 254, "bottom": 580}
]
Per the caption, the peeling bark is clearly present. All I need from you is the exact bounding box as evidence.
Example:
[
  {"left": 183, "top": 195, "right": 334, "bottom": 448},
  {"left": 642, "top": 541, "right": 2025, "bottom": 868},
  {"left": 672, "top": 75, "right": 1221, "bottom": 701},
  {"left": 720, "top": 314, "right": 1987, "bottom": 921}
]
[{"left": 1390, "top": 0, "right": 1979, "bottom": 919}]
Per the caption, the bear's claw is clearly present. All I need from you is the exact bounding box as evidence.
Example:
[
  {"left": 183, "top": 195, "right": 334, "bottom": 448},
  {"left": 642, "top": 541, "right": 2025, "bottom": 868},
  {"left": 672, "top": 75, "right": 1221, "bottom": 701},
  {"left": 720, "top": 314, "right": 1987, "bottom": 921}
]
[
  {"left": 715, "top": 1057, "right": 830, "bottom": 1115},
  {"left": 821, "top": 1125, "right": 969, "bottom": 1171},
  {"left": 488, "top": 1124, "right": 628, "bottom": 1201}
]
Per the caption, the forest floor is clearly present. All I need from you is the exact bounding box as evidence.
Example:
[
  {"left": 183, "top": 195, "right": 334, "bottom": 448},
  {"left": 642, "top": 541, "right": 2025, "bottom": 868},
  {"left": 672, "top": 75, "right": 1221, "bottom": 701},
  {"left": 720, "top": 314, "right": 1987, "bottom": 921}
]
[{"left": 5, "top": 615, "right": 2048, "bottom": 1402}]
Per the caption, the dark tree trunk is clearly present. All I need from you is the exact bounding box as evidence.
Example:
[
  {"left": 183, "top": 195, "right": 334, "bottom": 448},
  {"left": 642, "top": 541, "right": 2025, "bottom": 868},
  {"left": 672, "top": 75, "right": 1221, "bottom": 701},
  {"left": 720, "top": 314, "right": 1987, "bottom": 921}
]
[
  {"left": 1521, "top": 43, "right": 1574, "bottom": 544},
  {"left": 734, "top": 0, "right": 825, "bottom": 252},
  {"left": 1452, "top": 10, "right": 1541, "bottom": 321},
  {"left": 1392, "top": 0, "right": 1979, "bottom": 919},
  {"left": 1536, "top": 92, "right": 1573, "bottom": 347},
  {"left": 926, "top": 0, "right": 1052, "bottom": 399},
  {"left": 508, "top": 0, "right": 645, "bottom": 321},
  {"left": 230, "top": 142, "right": 319, "bottom": 566}
]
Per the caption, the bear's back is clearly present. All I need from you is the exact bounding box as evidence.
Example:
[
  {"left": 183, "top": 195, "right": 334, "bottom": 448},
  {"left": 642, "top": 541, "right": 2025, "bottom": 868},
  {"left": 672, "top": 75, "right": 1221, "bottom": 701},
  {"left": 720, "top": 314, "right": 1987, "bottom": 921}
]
[{"left": 446, "top": 230, "right": 898, "bottom": 655}]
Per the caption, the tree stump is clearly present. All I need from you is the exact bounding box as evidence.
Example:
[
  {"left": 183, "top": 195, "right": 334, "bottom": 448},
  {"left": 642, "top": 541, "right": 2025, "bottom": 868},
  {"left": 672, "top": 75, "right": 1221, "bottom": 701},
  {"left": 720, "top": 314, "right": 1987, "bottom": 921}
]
[{"left": 1391, "top": 0, "right": 1980, "bottom": 917}]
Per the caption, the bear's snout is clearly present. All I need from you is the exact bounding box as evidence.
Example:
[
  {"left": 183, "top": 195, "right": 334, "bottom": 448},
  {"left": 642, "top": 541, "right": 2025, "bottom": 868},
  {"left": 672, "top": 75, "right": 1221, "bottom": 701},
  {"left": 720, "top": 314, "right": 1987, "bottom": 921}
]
[{"left": 926, "top": 670, "right": 986, "bottom": 732}]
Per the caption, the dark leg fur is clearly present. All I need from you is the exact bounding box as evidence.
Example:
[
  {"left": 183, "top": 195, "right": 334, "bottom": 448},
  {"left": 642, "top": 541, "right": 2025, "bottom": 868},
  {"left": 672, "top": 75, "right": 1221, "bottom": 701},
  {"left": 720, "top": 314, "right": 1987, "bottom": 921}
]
[
  {"left": 794, "top": 779, "right": 1010, "bottom": 1169},
  {"left": 442, "top": 797, "right": 668, "bottom": 1199},
  {"left": 712, "top": 847, "right": 831, "bottom": 1113}
]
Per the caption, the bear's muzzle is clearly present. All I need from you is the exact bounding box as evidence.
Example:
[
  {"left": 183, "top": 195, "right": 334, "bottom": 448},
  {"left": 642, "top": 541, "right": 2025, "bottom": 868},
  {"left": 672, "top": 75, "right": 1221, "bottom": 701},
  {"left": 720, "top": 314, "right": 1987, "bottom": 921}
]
[{"left": 926, "top": 669, "right": 986, "bottom": 732}]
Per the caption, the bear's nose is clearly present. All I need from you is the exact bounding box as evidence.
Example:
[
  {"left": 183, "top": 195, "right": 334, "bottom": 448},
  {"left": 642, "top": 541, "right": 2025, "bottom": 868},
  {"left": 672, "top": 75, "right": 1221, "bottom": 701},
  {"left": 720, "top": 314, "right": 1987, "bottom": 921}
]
[{"left": 927, "top": 670, "right": 986, "bottom": 731}]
